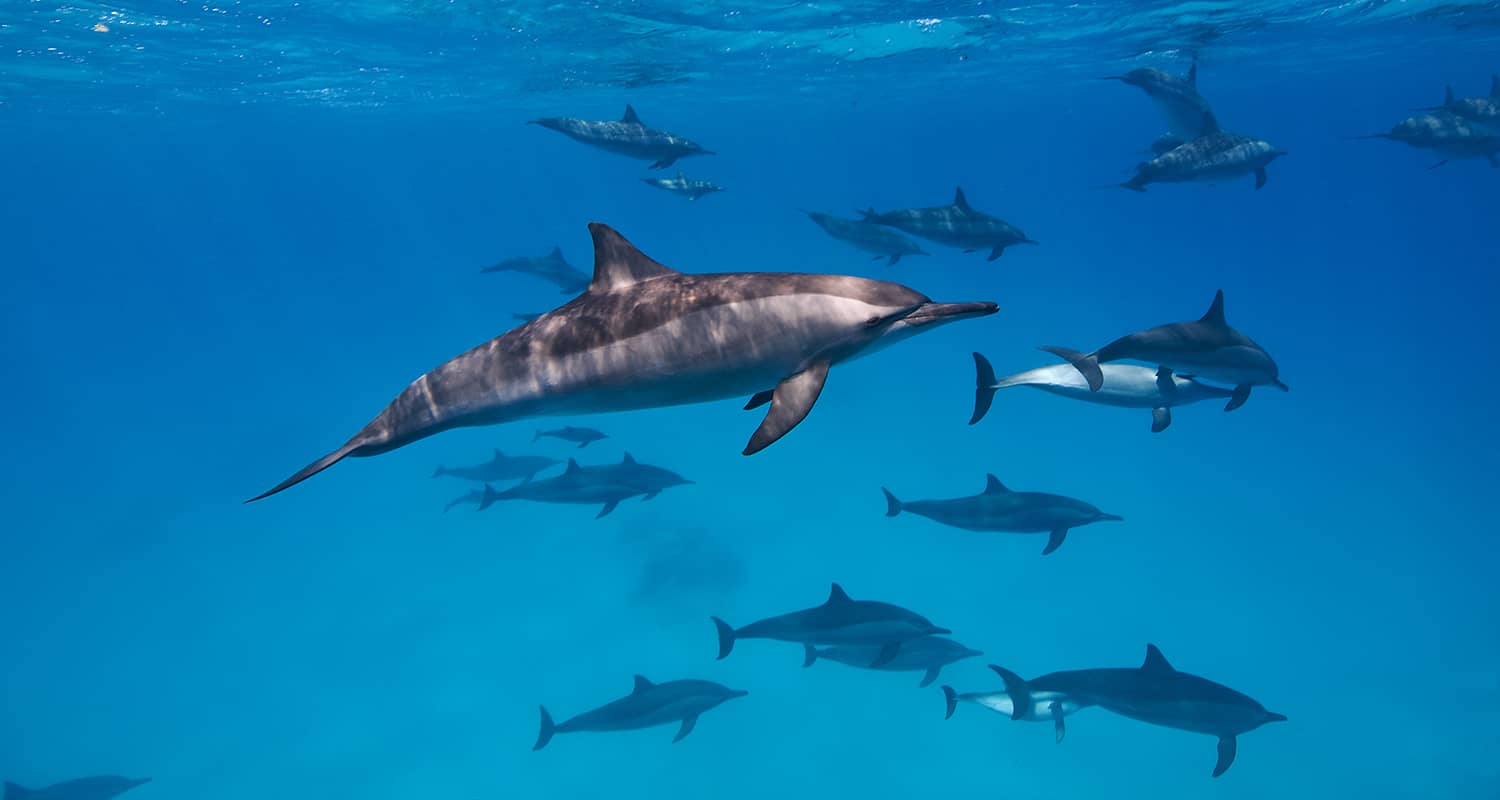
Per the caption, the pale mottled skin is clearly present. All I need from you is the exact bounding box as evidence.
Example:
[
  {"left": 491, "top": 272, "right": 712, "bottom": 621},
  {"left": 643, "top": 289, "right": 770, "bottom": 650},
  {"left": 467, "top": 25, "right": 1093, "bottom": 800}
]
[
  {"left": 1125, "top": 129, "right": 1285, "bottom": 190},
  {"left": 641, "top": 172, "right": 722, "bottom": 200},
  {"left": 1420, "top": 77, "right": 1500, "bottom": 122},
  {"left": 1363, "top": 112, "right": 1500, "bottom": 166}
]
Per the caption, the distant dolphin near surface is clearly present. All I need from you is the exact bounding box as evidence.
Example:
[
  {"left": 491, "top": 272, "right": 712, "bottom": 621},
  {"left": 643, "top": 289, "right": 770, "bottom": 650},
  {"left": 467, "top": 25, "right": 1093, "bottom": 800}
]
[
  {"left": 481, "top": 246, "right": 589, "bottom": 294},
  {"left": 4, "top": 778, "right": 152, "bottom": 800},
  {"left": 534, "top": 675, "right": 747, "bottom": 749},
  {"left": 712, "top": 583, "right": 950, "bottom": 666},
  {"left": 529, "top": 104, "right": 714, "bottom": 169},
  {"left": 247, "top": 223, "right": 995, "bottom": 502},
  {"left": 882, "top": 474, "right": 1121, "bottom": 555}
]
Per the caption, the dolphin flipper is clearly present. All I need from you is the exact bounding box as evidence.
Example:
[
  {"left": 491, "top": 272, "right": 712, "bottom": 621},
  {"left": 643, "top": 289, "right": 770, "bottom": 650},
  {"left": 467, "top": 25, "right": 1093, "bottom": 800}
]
[
  {"left": 1213, "top": 735, "right": 1237, "bottom": 777},
  {"left": 596, "top": 499, "right": 621, "bottom": 518},
  {"left": 1225, "top": 384, "right": 1252, "bottom": 412},
  {"left": 871, "top": 641, "right": 902, "bottom": 667},
  {"left": 919, "top": 666, "right": 941, "bottom": 688},
  {"left": 1040, "top": 346, "right": 1103, "bottom": 392},
  {"left": 1042, "top": 528, "right": 1068, "bottom": 555},
  {"left": 640, "top": 491, "right": 660, "bottom": 501},
  {"left": 743, "top": 359, "right": 830, "bottom": 455},
  {"left": 1254, "top": 167, "right": 1268, "bottom": 190},
  {"left": 941, "top": 685, "right": 958, "bottom": 719},
  {"left": 649, "top": 157, "right": 679, "bottom": 170},
  {"left": 970, "top": 352, "right": 998, "bottom": 425},
  {"left": 1428, "top": 159, "right": 1449, "bottom": 170},
  {"left": 672, "top": 715, "right": 699, "bottom": 743},
  {"left": 1050, "top": 701, "right": 1066, "bottom": 743},
  {"left": 888, "top": 254, "right": 902, "bottom": 266},
  {"left": 987, "top": 246, "right": 1005, "bottom": 261},
  {"left": 1151, "top": 407, "right": 1172, "bottom": 433},
  {"left": 743, "top": 389, "right": 774, "bottom": 410}
]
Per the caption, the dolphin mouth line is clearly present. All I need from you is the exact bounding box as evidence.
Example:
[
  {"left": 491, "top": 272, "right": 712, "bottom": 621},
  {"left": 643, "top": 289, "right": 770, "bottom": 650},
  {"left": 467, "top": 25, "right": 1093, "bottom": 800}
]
[{"left": 902, "top": 301, "right": 999, "bottom": 325}]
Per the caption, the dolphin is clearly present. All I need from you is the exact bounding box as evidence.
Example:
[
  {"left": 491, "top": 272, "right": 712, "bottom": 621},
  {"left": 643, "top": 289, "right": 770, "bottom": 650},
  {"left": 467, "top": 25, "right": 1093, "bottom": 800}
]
[
  {"left": 1353, "top": 112, "right": 1500, "bottom": 169},
  {"left": 640, "top": 171, "right": 723, "bottom": 200},
  {"left": 712, "top": 583, "right": 950, "bottom": 666},
  {"left": 3, "top": 778, "right": 151, "bottom": 800},
  {"left": 1148, "top": 133, "right": 1191, "bottom": 156},
  {"left": 480, "top": 246, "right": 589, "bottom": 294},
  {"left": 431, "top": 448, "right": 560, "bottom": 482},
  {"left": 477, "top": 453, "right": 691, "bottom": 518},
  {"left": 940, "top": 666, "right": 1092, "bottom": 743},
  {"left": 969, "top": 352, "right": 1234, "bottom": 432},
  {"left": 882, "top": 474, "right": 1121, "bottom": 556},
  {"left": 1040, "top": 289, "right": 1286, "bottom": 412},
  {"left": 988, "top": 646, "right": 1287, "bottom": 777},
  {"left": 1102, "top": 63, "right": 1214, "bottom": 138},
  {"left": 802, "top": 635, "right": 981, "bottom": 687},
  {"left": 533, "top": 425, "right": 609, "bottom": 448},
  {"left": 441, "top": 487, "right": 487, "bottom": 513},
  {"left": 1120, "top": 112, "right": 1286, "bottom": 191},
  {"left": 803, "top": 210, "right": 928, "bottom": 266},
  {"left": 247, "top": 222, "right": 995, "bottom": 502},
  {"left": 533, "top": 675, "right": 746, "bottom": 750},
  {"left": 861, "top": 187, "right": 1036, "bottom": 261},
  {"left": 1414, "top": 76, "right": 1500, "bottom": 123},
  {"left": 528, "top": 104, "right": 714, "bottom": 170}
]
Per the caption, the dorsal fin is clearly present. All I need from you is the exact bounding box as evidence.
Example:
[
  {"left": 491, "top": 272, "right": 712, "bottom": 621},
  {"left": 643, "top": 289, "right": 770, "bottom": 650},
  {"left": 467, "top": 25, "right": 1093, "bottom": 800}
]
[
  {"left": 621, "top": 104, "right": 642, "bottom": 125},
  {"left": 548, "top": 245, "right": 563, "bottom": 260},
  {"left": 826, "top": 583, "right": 853, "bottom": 605},
  {"left": 953, "top": 186, "right": 973, "bottom": 212},
  {"left": 1492, "top": 74, "right": 1499, "bottom": 98},
  {"left": 565, "top": 458, "right": 581, "bottom": 474},
  {"left": 1199, "top": 290, "right": 1227, "bottom": 326},
  {"left": 1142, "top": 644, "right": 1174, "bottom": 673},
  {"left": 984, "top": 474, "right": 1010, "bottom": 494},
  {"left": 1445, "top": 85, "right": 1456, "bottom": 105},
  {"left": 622, "top": 452, "right": 637, "bottom": 464},
  {"left": 1201, "top": 110, "right": 1220, "bottom": 135},
  {"left": 1187, "top": 61, "right": 1198, "bottom": 89},
  {"left": 586, "top": 223, "right": 679, "bottom": 293},
  {"left": 493, "top": 448, "right": 505, "bottom": 459},
  {"left": 632, "top": 674, "right": 655, "bottom": 693}
]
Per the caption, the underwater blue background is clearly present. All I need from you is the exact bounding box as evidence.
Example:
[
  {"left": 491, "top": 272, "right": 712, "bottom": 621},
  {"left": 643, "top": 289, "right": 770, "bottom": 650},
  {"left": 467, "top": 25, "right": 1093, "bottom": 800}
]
[{"left": 2, "top": 2, "right": 1498, "bottom": 798}]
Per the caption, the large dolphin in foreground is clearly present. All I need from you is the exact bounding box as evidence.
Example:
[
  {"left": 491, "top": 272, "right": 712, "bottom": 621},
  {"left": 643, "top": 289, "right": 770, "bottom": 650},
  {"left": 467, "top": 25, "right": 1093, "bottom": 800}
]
[
  {"left": 987, "top": 646, "right": 1286, "bottom": 776},
  {"left": 803, "top": 635, "right": 981, "bottom": 687},
  {"left": 882, "top": 474, "right": 1121, "bottom": 555},
  {"left": 477, "top": 453, "right": 691, "bottom": 518},
  {"left": 1120, "top": 112, "right": 1286, "bottom": 191},
  {"left": 480, "top": 246, "right": 590, "bottom": 294},
  {"left": 4, "top": 778, "right": 151, "bottom": 800},
  {"left": 248, "top": 223, "right": 995, "bottom": 501},
  {"left": 1041, "top": 290, "right": 1286, "bottom": 412},
  {"left": 1102, "top": 63, "right": 1214, "bottom": 139},
  {"left": 529, "top": 104, "right": 714, "bottom": 169},
  {"left": 861, "top": 187, "right": 1036, "bottom": 261},
  {"left": 712, "top": 583, "right": 950, "bottom": 666},
  {"left": 534, "top": 675, "right": 747, "bottom": 750},
  {"left": 941, "top": 666, "right": 1092, "bottom": 742},
  {"left": 969, "top": 352, "right": 1234, "bottom": 431}
]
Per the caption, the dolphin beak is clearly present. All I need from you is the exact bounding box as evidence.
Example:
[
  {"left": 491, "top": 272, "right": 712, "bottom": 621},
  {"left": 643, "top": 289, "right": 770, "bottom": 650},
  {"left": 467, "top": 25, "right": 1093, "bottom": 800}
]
[
  {"left": 1099, "top": 513, "right": 1125, "bottom": 522},
  {"left": 931, "top": 627, "right": 953, "bottom": 635},
  {"left": 1265, "top": 711, "right": 1288, "bottom": 723},
  {"left": 733, "top": 689, "right": 750, "bottom": 698},
  {"left": 902, "top": 301, "right": 998, "bottom": 327}
]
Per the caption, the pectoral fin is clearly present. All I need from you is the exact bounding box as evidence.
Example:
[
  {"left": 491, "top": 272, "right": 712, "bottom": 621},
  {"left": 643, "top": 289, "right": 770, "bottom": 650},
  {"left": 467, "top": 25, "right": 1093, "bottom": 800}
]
[
  {"left": 641, "top": 491, "right": 660, "bottom": 501},
  {"left": 1151, "top": 406, "right": 1172, "bottom": 432},
  {"left": 1225, "top": 384, "right": 1252, "bottom": 412},
  {"left": 649, "top": 157, "right": 678, "bottom": 170},
  {"left": 1042, "top": 528, "right": 1068, "bottom": 555},
  {"left": 743, "top": 389, "right": 774, "bottom": 410},
  {"left": 596, "top": 499, "right": 621, "bottom": 519},
  {"left": 1213, "top": 735, "right": 1237, "bottom": 777},
  {"left": 743, "top": 359, "right": 830, "bottom": 455},
  {"left": 919, "top": 666, "right": 941, "bottom": 688},
  {"left": 871, "top": 641, "right": 901, "bottom": 667},
  {"left": 1050, "top": 701, "right": 1067, "bottom": 743},
  {"left": 673, "top": 715, "right": 699, "bottom": 743},
  {"left": 1254, "top": 167, "right": 1268, "bottom": 190}
]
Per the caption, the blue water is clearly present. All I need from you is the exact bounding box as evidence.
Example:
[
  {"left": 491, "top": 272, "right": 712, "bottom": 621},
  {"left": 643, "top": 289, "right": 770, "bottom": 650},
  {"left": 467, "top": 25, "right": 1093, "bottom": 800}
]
[{"left": 3, "top": 2, "right": 1499, "bottom": 798}]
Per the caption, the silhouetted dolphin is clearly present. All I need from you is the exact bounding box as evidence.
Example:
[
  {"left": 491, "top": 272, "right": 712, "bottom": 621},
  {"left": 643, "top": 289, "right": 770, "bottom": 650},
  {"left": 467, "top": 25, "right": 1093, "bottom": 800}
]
[
  {"left": 712, "top": 583, "right": 949, "bottom": 666},
  {"left": 861, "top": 187, "right": 1036, "bottom": 261},
  {"left": 803, "top": 210, "right": 928, "bottom": 266},
  {"left": 970, "top": 352, "right": 1234, "bottom": 431},
  {"left": 533, "top": 426, "right": 609, "bottom": 448},
  {"left": 1354, "top": 112, "right": 1500, "bottom": 169},
  {"left": 431, "top": 448, "right": 560, "bottom": 482},
  {"left": 941, "top": 666, "right": 1091, "bottom": 743},
  {"left": 640, "top": 171, "right": 723, "bottom": 200},
  {"left": 803, "top": 635, "right": 980, "bottom": 687},
  {"left": 481, "top": 246, "right": 589, "bottom": 294},
  {"left": 477, "top": 454, "right": 691, "bottom": 518},
  {"left": 534, "top": 675, "right": 746, "bottom": 750},
  {"left": 1121, "top": 112, "right": 1285, "bottom": 191},
  {"left": 1415, "top": 76, "right": 1500, "bottom": 123},
  {"left": 3, "top": 778, "right": 151, "bottom": 800},
  {"left": 1102, "top": 63, "right": 1214, "bottom": 138},
  {"left": 441, "top": 487, "right": 486, "bottom": 513},
  {"left": 1040, "top": 290, "right": 1286, "bottom": 411},
  {"left": 529, "top": 104, "right": 714, "bottom": 169},
  {"left": 989, "top": 646, "right": 1286, "bottom": 776},
  {"left": 882, "top": 474, "right": 1121, "bottom": 556},
  {"left": 248, "top": 223, "right": 995, "bottom": 501}
]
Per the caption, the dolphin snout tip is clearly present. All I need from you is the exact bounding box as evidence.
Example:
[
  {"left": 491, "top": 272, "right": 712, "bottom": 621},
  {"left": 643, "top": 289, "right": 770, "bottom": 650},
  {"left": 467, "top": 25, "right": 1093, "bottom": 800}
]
[
  {"left": 931, "top": 626, "right": 953, "bottom": 635},
  {"left": 1266, "top": 711, "right": 1288, "bottom": 723},
  {"left": 1100, "top": 513, "right": 1125, "bottom": 522}
]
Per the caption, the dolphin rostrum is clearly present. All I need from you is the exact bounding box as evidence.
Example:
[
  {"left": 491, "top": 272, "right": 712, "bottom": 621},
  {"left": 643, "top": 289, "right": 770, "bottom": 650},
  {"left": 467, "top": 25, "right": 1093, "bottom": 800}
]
[
  {"left": 534, "top": 675, "right": 747, "bottom": 750},
  {"left": 248, "top": 223, "right": 995, "bottom": 502},
  {"left": 941, "top": 665, "right": 1092, "bottom": 743},
  {"left": 712, "top": 583, "right": 950, "bottom": 666},
  {"left": 3, "top": 778, "right": 152, "bottom": 800},
  {"left": 861, "top": 187, "right": 1036, "bottom": 261},
  {"left": 481, "top": 246, "right": 589, "bottom": 294},
  {"left": 882, "top": 474, "right": 1121, "bottom": 556},
  {"left": 533, "top": 425, "right": 609, "bottom": 448},
  {"left": 640, "top": 171, "right": 723, "bottom": 200},
  {"left": 477, "top": 453, "right": 691, "bottom": 518},
  {"left": 969, "top": 352, "right": 1234, "bottom": 432},
  {"left": 1040, "top": 290, "right": 1286, "bottom": 412},
  {"left": 431, "top": 448, "right": 560, "bottom": 482},
  {"left": 803, "top": 635, "right": 981, "bottom": 687},
  {"left": 1120, "top": 112, "right": 1286, "bottom": 191},
  {"left": 1102, "top": 63, "right": 1215, "bottom": 139},
  {"left": 803, "top": 210, "right": 928, "bottom": 266},
  {"left": 529, "top": 104, "right": 714, "bottom": 170},
  {"left": 987, "top": 646, "right": 1286, "bottom": 777}
]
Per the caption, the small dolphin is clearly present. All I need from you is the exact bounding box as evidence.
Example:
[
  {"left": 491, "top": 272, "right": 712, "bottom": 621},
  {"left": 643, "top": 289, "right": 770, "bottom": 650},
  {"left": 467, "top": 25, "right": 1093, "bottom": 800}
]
[
  {"left": 477, "top": 453, "right": 690, "bottom": 518},
  {"left": 1354, "top": 112, "right": 1500, "bottom": 169},
  {"left": 431, "top": 448, "right": 560, "bottom": 482},
  {"left": 1040, "top": 290, "right": 1286, "bottom": 411},
  {"left": 533, "top": 426, "right": 609, "bottom": 448},
  {"left": 641, "top": 171, "right": 723, "bottom": 201},
  {"left": 861, "top": 187, "right": 1036, "bottom": 261},
  {"left": 481, "top": 246, "right": 589, "bottom": 294},
  {"left": 712, "top": 583, "right": 950, "bottom": 666},
  {"left": 442, "top": 487, "right": 487, "bottom": 513},
  {"left": 969, "top": 352, "right": 1234, "bottom": 432},
  {"left": 941, "top": 666, "right": 1091, "bottom": 743},
  {"left": 882, "top": 474, "right": 1121, "bottom": 556},
  {"left": 528, "top": 104, "right": 714, "bottom": 170},
  {"left": 534, "top": 675, "right": 746, "bottom": 750},
  {"left": 3, "top": 778, "right": 151, "bottom": 800},
  {"left": 803, "top": 210, "right": 928, "bottom": 266},
  {"left": 247, "top": 223, "right": 995, "bottom": 501},
  {"left": 803, "top": 636, "right": 981, "bottom": 687},
  {"left": 988, "top": 646, "right": 1287, "bottom": 777},
  {"left": 1415, "top": 76, "right": 1500, "bottom": 123},
  {"left": 1121, "top": 112, "right": 1286, "bottom": 191},
  {"left": 1102, "top": 63, "right": 1214, "bottom": 138}
]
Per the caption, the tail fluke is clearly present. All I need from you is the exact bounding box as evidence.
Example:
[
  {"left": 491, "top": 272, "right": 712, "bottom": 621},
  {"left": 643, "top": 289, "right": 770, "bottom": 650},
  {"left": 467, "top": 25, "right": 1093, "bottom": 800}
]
[
  {"left": 882, "top": 487, "right": 902, "bottom": 517},
  {"left": 246, "top": 438, "right": 363, "bottom": 503},
  {"left": 941, "top": 686, "right": 958, "bottom": 719},
  {"left": 533, "top": 706, "right": 556, "bottom": 751},
  {"left": 801, "top": 644, "right": 818, "bottom": 668},
  {"left": 970, "top": 352, "right": 998, "bottom": 425},
  {"left": 1039, "top": 345, "right": 1103, "bottom": 391},
  {"left": 712, "top": 616, "right": 737, "bottom": 660}
]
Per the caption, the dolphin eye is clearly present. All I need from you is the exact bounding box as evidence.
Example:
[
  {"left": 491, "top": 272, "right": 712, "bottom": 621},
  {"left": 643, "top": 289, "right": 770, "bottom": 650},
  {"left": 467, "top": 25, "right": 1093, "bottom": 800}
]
[{"left": 864, "top": 314, "right": 883, "bottom": 328}]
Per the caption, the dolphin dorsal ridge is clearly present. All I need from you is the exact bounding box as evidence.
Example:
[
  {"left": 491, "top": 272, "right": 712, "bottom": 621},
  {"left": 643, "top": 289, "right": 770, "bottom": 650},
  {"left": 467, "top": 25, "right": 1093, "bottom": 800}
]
[
  {"left": 1201, "top": 110, "right": 1221, "bottom": 135},
  {"left": 632, "top": 674, "right": 655, "bottom": 693},
  {"left": 984, "top": 474, "right": 1011, "bottom": 494},
  {"left": 565, "top": 458, "right": 581, "bottom": 474},
  {"left": 826, "top": 583, "right": 853, "bottom": 605},
  {"left": 621, "top": 104, "right": 642, "bottom": 125},
  {"left": 1142, "top": 644, "right": 1175, "bottom": 673},
  {"left": 587, "top": 223, "right": 680, "bottom": 293},
  {"left": 622, "top": 452, "right": 637, "bottom": 465},
  {"left": 1199, "top": 290, "right": 1227, "bottom": 326},
  {"left": 953, "top": 186, "right": 973, "bottom": 212}
]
